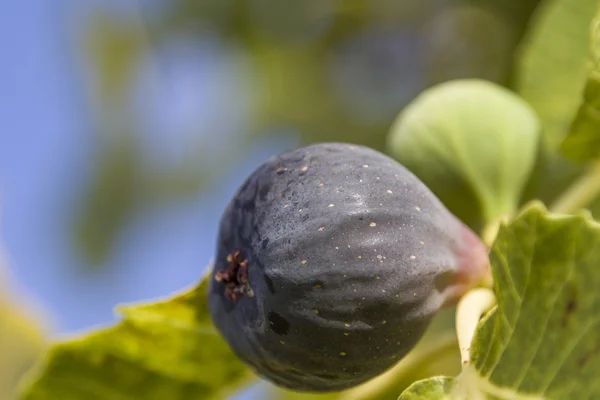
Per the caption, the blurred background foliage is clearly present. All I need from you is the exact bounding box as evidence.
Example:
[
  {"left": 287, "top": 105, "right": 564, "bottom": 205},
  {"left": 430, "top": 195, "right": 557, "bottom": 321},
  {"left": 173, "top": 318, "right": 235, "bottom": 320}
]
[
  {"left": 3, "top": 0, "right": 599, "bottom": 399},
  {"left": 75, "top": 0, "right": 552, "bottom": 265}
]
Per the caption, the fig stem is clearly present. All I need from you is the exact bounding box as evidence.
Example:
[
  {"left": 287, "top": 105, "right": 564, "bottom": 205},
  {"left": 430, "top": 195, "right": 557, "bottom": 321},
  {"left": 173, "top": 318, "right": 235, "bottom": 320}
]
[
  {"left": 481, "top": 214, "right": 510, "bottom": 248},
  {"left": 480, "top": 214, "right": 510, "bottom": 289},
  {"left": 550, "top": 160, "right": 600, "bottom": 214},
  {"left": 339, "top": 333, "right": 458, "bottom": 400},
  {"left": 455, "top": 288, "right": 496, "bottom": 369}
]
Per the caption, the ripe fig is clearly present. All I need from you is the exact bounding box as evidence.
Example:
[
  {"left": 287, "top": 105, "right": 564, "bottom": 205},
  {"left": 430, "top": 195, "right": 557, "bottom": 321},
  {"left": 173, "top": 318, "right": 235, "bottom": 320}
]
[{"left": 208, "top": 143, "right": 489, "bottom": 392}]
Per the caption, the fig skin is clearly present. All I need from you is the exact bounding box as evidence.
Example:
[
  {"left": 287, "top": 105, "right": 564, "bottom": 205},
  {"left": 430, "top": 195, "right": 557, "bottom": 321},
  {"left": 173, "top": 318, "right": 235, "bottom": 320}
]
[{"left": 208, "top": 142, "right": 489, "bottom": 392}]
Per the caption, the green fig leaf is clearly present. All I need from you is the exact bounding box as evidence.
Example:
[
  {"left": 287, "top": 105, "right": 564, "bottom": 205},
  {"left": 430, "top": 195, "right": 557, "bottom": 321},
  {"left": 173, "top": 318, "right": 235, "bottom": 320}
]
[
  {"left": 463, "top": 202, "right": 600, "bottom": 399},
  {"left": 387, "top": 79, "right": 540, "bottom": 227},
  {"left": 561, "top": 8, "right": 600, "bottom": 162},
  {"left": 400, "top": 202, "right": 600, "bottom": 399},
  {"left": 18, "top": 272, "right": 257, "bottom": 400}
]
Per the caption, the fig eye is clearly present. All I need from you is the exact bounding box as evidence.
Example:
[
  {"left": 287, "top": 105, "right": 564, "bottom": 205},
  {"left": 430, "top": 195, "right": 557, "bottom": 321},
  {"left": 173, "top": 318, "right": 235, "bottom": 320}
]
[{"left": 214, "top": 250, "right": 253, "bottom": 302}]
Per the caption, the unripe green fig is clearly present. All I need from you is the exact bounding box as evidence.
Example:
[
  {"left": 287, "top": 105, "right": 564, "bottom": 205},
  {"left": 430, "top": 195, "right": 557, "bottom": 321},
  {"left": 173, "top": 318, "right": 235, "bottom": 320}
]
[
  {"left": 387, "top": 79, "right": 541, "bottom": 228},
  {"left": 208, "top": 143, "right": 489, "bottom": 392}
]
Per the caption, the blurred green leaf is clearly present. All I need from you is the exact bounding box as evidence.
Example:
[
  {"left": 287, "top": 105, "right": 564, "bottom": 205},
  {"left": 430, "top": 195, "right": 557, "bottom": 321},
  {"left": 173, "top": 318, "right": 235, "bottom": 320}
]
[
  {"left": 561, "top": 8, "right": 600, "bottom": 162},
  {"left": 0, "top": 250, "right": 47, "bottom": 399},
  {"left": 77, "top": 10, "right": 259, "bottom": 267},
  {"left": 0, "top": 293, "right": 46, "bottom": 399},
  {"left": 516, "top": 0, "right": 596, "bottom": 150},
  {"left": 388, "top": 79, "right": 540, "bottom": 229},
  {"left": 397, "top": 377, "right": 453, "bottom": 400},
  {"left": 246, "top": 0, "right": 546, "bottom": 165},
  {"left": 422, "top": 5, "right": 514, "bottom": 86},
  {"left": 250, "top": 42, "right": 392, "bottom": 151},
  {"left": 84, "top": 13, "right": 147, "bottom": 104},
  {"left": 74, "top": 139, "right": 139, "bottom": 266},
  {"left": 73, "top": 132, "right": 250, "bottom": 266},
  {"left": 366, "top": 0, "right": 432, "bottom": 29},
  {"left": 561, "top": 78, "right": 600, "bottom": 162},
  {"left": 464, "top": 0, "right": 542, "bottom": 43},
  {"left": 246, "top": 0, "right": 335, "bottom": 44},
  {"left": 165, "top": 0, "right": 236, "bottom": 30},
  {"left": 514, "top": 0, "right": 598, "bottom": 203},
  {"left": 422, "top": 0, "right": 541, "bottom": 86},
  {"left": 19, "top": 273, "right": 257, "bottom": 400}
]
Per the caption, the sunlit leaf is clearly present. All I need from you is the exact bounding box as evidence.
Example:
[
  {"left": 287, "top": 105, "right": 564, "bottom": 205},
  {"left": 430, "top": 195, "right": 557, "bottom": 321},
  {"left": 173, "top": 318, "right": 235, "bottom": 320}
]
[
  {"left": 399, "top": 202, "right": 600, "bottom": 399},
  {"left": 19, "top": 274, "right": 256, "bottom": 400},
  {"left": 464, "top": 203, "right": 600, "bottom": 398},
  {"left": 0, "top": 246, "right": 47, "bottom": 399},
  {"left": 0, "top": 291, "right": 46, "bottom": 399}
]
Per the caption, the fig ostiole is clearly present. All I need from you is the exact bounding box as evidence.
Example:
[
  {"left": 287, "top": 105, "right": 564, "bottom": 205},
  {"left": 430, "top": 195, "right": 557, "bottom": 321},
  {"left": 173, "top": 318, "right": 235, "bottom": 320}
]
[{"left": 208, "top": 142, "right": 489, "bottom": 392}]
